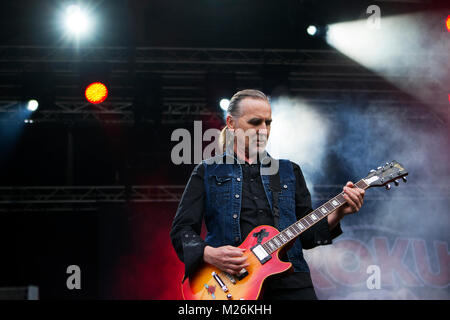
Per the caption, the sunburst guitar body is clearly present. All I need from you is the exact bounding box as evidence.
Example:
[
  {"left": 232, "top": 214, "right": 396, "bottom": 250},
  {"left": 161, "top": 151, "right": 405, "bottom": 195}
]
[{"left": 181, "top": 225, "right": 291, "bottom": 300}]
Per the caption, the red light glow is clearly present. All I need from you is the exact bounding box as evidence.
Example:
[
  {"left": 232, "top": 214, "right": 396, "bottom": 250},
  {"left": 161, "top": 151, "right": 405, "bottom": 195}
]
[{"left": 85, "top": 82, "right": 108, "bottom": 104}]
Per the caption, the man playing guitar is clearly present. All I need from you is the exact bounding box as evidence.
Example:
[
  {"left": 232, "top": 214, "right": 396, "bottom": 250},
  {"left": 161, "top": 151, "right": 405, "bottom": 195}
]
[{"left": 170, "top": 89, "right": 365, "bottom": 300}]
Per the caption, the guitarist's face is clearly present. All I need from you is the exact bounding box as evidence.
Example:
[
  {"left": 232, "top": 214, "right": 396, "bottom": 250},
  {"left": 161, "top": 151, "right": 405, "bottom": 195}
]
[{"left": 226, "top": 97, "right": 272, "bottom": 160}]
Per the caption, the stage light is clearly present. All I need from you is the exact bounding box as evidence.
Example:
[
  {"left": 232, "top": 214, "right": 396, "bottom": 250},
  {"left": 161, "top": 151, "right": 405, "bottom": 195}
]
[
  {"left": 446, "top": 15, "right": 450, "bottom": 32},
  {"left": 307, "top": 25, "right": 318, "bottom": 36},
  {"left": 65, "top": 4, "right": 91, "bottom": 35},
  {"left": 27, "top": 99, "right": 39, "bottom": 112},
  {"left": 219, "top": 98, "right": 230, "bottom": 111},
  {"left": 85, "top": 82, "right": 108, "bottom": 104},
  {"left": 326, "top": 12, "right": 449, "bottom": 119}
]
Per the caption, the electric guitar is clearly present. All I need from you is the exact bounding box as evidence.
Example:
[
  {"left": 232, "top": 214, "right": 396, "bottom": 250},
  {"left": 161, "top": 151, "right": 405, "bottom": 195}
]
[{"left": 181, "top": 161, "right": 408, "bottom": 300}]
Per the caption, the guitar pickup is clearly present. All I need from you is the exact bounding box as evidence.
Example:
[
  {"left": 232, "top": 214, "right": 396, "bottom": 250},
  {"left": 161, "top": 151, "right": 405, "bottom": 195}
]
[
  {"left": 251, "top": 244, "right": 271, "bottom": 264},
  {"left": 236, "top": 268, "right": 248, "bottom": 280}
]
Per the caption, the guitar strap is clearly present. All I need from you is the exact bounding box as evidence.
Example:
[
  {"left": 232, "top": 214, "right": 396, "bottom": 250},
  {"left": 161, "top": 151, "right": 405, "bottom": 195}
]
[{"left": 268, "top": 170, "right": 281, "bottom": 228}]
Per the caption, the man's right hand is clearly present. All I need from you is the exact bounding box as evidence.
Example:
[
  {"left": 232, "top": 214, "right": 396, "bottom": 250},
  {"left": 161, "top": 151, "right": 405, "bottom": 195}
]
[{"left": 203, "top": 245, "right": 249, "bottom": 275}]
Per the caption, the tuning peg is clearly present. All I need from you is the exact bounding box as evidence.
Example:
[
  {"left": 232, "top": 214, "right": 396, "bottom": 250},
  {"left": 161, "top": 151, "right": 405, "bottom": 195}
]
[
  {"left": 370, "top": 169, "right": 376, "bottom": 173},
  {"left": 394, "top": 180, "right": 399, "bottom": 186},
  {"left": 402, "top": 176, "right": 407, "bottom": 183},
  {"left": 385, "top": 184, "right": 391, "bottom": 190},
  {"left": 377, "top": 166, "right": 382, "bottom": 170}
]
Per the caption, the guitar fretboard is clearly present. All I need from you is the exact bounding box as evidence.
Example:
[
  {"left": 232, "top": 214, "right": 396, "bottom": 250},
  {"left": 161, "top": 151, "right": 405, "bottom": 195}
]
[{"left": 261, "top": 179, "right": 369, "bottom": 254}]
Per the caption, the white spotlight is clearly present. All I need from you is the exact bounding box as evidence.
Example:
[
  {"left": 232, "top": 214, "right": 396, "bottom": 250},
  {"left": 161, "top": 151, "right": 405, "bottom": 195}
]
[
  {"left": 27, "top": 99, "right": 39, "bottom": 112},
  {"left": 65, "top": 4, "right": 90, "bottom": 35},
  {"left": 307, "top": 25, "right": 318, "bottom": 36},
  {"left": 219, "top": 98, "right": 230, "bottom": 111},
  {"left": 325, "top": 12, "right": 450, "bottom": 119}
]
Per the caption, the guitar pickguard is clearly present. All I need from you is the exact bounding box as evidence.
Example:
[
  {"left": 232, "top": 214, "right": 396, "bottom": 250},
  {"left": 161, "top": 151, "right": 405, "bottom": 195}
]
[{"left": 252, "top": 228, "right": 269, "bottom": 244}]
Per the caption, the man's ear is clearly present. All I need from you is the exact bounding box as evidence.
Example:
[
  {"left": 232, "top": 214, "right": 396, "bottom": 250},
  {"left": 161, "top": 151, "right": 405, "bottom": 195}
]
[{"left": 226, "top": 115, "right": 235, "bottom": 129}]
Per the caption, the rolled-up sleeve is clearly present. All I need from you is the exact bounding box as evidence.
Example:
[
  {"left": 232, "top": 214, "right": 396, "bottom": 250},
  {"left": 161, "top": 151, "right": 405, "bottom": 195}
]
[
  {"left": 170, "top": 163, "right": 207, "bottom": 281},
  {"left": 292, "top": 162, "right": 343, "bottom": 249}
]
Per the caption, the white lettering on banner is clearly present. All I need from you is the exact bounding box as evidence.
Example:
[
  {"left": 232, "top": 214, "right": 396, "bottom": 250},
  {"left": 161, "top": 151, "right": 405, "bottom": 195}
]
[{"left": 304, "top": 231, "right": 450, "bottom": 300}]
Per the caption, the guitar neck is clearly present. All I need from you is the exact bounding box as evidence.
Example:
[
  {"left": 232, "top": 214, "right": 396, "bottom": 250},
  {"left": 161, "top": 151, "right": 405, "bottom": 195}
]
[{"left": 262, "top": 179, "right": 370, "bottom": 254}]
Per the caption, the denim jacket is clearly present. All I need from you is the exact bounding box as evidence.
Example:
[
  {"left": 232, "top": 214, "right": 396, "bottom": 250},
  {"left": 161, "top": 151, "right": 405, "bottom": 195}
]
[{"left": 202, "top": 152, "right": 310, "bottom": 272}]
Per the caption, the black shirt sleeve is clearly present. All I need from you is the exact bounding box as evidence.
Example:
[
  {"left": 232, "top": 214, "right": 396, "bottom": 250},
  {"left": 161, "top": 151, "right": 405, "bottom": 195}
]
[
  {"left": 292, "top": 162, "right": 343, "bottom": 249},
  {"left": 169, "top": 162, "right": 207, "bottom": 281}
]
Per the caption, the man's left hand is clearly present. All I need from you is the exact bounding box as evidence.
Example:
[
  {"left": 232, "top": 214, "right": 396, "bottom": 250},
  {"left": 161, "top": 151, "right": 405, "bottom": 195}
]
[{"left": 337, "top": 181, "right": 365, "bottom": 216}]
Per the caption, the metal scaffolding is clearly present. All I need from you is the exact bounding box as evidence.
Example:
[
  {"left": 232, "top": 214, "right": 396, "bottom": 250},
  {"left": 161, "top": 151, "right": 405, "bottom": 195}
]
[
  {"left": 1, "top": 184, "right": 448, "bottom": 212},
  {"left": 0, "top": 98, "right": 444, "bottom": 125},
  {"left": 0, "top": 45, "right": 446, "bottom": 125}
]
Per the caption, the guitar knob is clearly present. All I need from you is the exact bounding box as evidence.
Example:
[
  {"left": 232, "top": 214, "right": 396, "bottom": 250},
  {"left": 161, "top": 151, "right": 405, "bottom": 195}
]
[
  {"left": 385, "top": 184, "right": 391, "bottom": 190},
  {"left": 394, "top": 180, "right": 399, "bottom": 186},
  {"left": 227, "top": 294, "right": 232, "bottom": 299},
  {"left": 402, "top": 177, "right": 407, "bottom": 183}
]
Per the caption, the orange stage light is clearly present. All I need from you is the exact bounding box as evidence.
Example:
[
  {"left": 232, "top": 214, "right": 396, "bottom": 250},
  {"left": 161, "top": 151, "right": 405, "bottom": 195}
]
[{"left": 85, "top": 82, "right": 108, "bottom": 104}]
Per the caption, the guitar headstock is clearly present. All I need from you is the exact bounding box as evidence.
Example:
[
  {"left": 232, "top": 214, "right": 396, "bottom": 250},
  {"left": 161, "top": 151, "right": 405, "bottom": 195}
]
[{"left": 363, "top": 160, "right": 408, "bottom": 190}]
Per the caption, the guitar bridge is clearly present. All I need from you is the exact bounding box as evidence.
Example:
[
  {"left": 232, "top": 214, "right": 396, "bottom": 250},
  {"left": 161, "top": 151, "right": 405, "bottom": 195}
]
[
  {"left": 211, "top": 271, "right": 228, "bottom": 292},
  {"left": 222, "top": 272, "right": 236, "bottom": 284}
]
